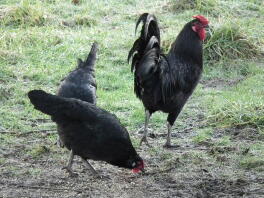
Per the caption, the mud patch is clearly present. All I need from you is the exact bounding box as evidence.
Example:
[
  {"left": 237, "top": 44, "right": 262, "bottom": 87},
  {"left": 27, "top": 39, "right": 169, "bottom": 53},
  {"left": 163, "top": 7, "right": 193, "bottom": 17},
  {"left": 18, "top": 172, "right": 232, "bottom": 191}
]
[
  {"left": 213, "top": 126, "right": 264, "bottom": 141},
  {"left": 200, "top": 77, "right": 244, "bottom": 89}
]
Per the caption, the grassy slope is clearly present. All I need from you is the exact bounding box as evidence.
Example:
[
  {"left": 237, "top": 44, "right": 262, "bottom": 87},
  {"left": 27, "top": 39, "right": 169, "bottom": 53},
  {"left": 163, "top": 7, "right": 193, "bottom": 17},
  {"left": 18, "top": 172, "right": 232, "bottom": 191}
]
[{"left": 0, "top": 0, "right": 264, "bottom": 197}]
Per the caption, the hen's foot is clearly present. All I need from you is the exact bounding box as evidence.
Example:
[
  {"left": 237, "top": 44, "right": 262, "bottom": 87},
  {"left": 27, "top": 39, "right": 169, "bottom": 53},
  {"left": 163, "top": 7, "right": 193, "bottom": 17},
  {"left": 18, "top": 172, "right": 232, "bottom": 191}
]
[
  {"left": 139, "top": 136, "right": 151, "bottom": 147},
  {"left": 62, "top": 166, "right": 78, "bottom": 177}
]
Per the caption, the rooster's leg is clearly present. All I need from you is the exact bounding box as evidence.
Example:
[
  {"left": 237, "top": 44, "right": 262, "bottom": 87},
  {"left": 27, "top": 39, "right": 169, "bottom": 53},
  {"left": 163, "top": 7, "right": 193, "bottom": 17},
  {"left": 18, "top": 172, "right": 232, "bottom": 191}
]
[
  {"left": 81, "top": 158, "right": 98, "bottom": 175},
  {"left": 139, "top": 110, "right": 151, "bottom": 147},
  {"left": 164, "top": 112, "right": 180, "bottom": 148},
  {"left": 164, "top": 122, "right": 173, "bottom": 147},
  {"left": 62, "top": 150, "right": 78, "bottom": 177}
]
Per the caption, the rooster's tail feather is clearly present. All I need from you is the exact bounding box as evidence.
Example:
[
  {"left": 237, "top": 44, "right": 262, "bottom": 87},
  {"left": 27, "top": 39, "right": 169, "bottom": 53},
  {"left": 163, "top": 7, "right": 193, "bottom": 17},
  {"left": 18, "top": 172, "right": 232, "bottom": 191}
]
[{"left": 128, "top": 13, "right": 160, "bottom": 72}]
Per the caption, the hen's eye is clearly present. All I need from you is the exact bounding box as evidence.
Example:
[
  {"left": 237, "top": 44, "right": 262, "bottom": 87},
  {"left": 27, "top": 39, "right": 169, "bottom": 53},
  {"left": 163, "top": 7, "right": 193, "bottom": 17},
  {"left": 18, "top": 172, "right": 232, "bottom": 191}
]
[{"left": 132, "top": 162, "right": 136, "bottom": 167}]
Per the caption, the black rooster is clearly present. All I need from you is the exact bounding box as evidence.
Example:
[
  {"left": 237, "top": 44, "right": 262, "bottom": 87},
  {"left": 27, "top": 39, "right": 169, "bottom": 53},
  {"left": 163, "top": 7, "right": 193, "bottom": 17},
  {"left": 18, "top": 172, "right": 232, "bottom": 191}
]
[
  {"left": 128, "top": 14, "right": 209, "bottom": 148},
  {"left": 28, "top": 90, "right": 144, "bottom": 176},
  {"left": 56, "top": 42, "right": 98, "bottom": 147}
]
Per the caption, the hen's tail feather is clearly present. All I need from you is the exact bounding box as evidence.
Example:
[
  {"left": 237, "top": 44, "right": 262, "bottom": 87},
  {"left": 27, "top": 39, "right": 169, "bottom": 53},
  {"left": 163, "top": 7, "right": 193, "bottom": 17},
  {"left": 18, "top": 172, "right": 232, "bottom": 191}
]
[
  {"left": 128, "top": 13, "right": 161, "bottom": 72},
  {"left": 78, "top": 42, "right": 98, "bottom": 69},
  {"left": 85, "top": 42, "right": 98, "bottom": 68},
  {"left": 28, "top": 89, "right": 105, "bottom": 122},
  {"left": 28, "top": 90, "right": 65, "bottom": 117}
]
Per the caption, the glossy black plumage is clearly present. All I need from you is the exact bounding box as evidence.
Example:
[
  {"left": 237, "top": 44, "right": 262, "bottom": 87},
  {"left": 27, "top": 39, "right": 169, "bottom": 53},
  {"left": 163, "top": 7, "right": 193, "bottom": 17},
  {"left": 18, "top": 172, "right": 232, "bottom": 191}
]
[
  {"left": 57, "top": 42, "right": 98, "bottom": 104},
  {"left": 128, "top": 13, "right": 207, "bottom": 147},
  {"left": 28, "top": 90, "right": 143, "bottom": 173}
]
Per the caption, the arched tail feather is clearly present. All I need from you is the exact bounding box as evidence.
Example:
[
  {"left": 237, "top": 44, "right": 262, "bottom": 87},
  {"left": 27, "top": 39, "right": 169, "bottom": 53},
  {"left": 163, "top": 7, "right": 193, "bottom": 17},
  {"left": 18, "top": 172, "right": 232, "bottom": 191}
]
[{"left": 128, "top": 13, "right": 161, "bottom": 73}]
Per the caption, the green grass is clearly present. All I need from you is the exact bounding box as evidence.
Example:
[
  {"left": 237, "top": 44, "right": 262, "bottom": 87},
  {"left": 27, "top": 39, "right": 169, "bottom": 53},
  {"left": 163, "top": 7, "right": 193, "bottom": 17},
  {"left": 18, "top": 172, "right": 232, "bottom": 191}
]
[
  {"left": 192, "top": 128, "right": 213, "bottom": 143},
  {"left": 204, "top": 21, "right": 263, "bottom": 61},
  {"left": 27, "top": 145, "right": 50, "bottom": 159},
  {"left": 0, "top": 0, "right": 264, "bottom": 194},
  {"left": 205, "top": 73, "right": 264, "bottom": 131}
]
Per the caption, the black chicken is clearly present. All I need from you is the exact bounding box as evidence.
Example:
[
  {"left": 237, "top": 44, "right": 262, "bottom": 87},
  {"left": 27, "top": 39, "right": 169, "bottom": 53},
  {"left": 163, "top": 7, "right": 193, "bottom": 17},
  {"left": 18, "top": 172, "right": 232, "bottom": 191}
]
[
  {"left": 56, "top": 42, "right": 98, "bottom": 147},
  {"left": 28, "top": 90, "right": 144, "bottom": 176},
  {"left": 57, "top": 42, "right": 98, "bottom": 105},
  {"left": 128, "top": 14, "right": 209, "bottom": 148}
]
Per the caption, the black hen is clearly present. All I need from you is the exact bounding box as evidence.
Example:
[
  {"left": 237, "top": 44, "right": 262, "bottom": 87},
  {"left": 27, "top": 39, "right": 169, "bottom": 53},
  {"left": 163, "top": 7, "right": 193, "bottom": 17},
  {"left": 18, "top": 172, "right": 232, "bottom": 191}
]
[
  {"left": 128, "top": 13, "right": 209, "bottom": 148},
  {"left": 57, "top": 42, "right": 98, "bottom": 105},
  {"left": 56, "top": 42, "right": 98, "bottom": 147},
  {"left": 28, "top": 90, "right": 144, "bottom": 176}
]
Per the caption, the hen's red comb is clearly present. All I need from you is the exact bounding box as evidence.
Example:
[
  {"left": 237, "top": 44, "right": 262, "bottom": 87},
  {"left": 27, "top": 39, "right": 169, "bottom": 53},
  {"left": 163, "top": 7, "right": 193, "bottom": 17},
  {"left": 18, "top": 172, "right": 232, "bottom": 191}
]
[{"left": 193, "top": 15, "right": 209, "bottom": 25}]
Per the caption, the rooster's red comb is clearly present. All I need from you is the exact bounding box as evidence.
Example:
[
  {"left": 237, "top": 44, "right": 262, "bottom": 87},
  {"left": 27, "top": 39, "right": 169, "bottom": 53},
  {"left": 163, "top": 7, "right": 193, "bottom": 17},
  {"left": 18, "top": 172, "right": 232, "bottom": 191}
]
[{"left": 192, "top": 15, "right": 209, "bottom": 25}]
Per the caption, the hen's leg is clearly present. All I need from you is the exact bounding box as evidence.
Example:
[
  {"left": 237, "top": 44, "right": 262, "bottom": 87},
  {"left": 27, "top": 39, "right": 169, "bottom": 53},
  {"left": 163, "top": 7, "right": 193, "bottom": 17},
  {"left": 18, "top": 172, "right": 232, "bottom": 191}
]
[
  {"left": 56, "top": 136, "right": 64, "bottom": 148},
  {"left": 164, "top": 111, "right": 181, "bottom": 148},
  {"left": 62, "top": 150, "right": 78, "bottom": 177},
  {"left": 81, "top": 158, "right": 98, "bottom": 175},
  {"left": 139, "top": 110, "right": 151, "bottom": 147}
]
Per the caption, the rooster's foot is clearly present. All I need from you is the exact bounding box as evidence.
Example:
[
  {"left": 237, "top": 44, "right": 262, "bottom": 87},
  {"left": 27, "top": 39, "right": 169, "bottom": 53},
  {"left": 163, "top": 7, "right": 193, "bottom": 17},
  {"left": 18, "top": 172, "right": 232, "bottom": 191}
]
[{"left": 163, "top": 143, "right": 180, "bottom": 149}]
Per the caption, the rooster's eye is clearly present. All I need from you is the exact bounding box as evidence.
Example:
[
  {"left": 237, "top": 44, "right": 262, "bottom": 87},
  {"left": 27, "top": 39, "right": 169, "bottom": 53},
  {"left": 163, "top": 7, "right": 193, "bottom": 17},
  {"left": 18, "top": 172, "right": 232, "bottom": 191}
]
[{"left": 132, "top": 162, "right": 136, "bottom": 167}]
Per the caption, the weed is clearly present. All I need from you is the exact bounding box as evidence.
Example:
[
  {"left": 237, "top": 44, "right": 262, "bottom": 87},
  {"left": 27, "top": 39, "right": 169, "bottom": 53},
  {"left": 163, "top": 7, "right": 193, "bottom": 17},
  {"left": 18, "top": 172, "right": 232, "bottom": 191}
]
[
  {"left": 74, "top": 15, "right": 97, "bottom": 27},
  {"left": 192, "top": 128, "right": 213, "bottom": 143},
  {"left": 204, "top": 22, "right": 263, "bottom": 61},
  {"left": 0, "top": 1, "right": 47, "bottom": 27},
  {"left": 240, "top": 156, "right": 264, "bottom": 170},
  {"left": 205, "top": 74, "right": 264, "bottom": 130},
  {"left": 28, "top": 145, "right": 50, "bottom": 158},
  {"left": 216, "top": 136, "right": 231, "bottom": 146},
  {"left": 164, "top": 0, "right": 218, "bottom": 14}
]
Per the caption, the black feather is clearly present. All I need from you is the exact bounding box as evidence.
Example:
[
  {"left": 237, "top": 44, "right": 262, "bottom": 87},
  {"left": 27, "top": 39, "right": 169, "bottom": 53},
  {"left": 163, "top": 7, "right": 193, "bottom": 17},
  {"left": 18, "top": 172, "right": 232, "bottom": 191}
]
[
  {"left": 28, "top": 90, "right": 143, "bottom": 170},
  {"left": 57, "top": 42, "right": 98, "bottom": 104},
  {"left": 128, "top": 13, "right": 205, "bottom": 127}
]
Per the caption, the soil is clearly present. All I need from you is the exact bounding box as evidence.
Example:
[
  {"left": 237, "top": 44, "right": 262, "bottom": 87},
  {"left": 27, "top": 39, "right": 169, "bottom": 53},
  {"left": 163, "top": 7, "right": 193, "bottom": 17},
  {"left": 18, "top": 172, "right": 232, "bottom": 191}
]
[
  {"left": 1, "top": 116, "right": 263, "bottom": 198},
  {"left": 1, "top": 94, "right": 263, "bottom": 197},
  {"left": 200, "top": 77, "right": 244, "bottom": 89}
]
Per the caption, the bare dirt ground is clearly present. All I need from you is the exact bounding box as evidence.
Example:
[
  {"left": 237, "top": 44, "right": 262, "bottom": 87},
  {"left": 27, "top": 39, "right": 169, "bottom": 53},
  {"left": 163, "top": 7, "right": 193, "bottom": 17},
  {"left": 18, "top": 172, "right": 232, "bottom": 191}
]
[{"left": 1, "top": 111, "right": 263, "bottom": 198}]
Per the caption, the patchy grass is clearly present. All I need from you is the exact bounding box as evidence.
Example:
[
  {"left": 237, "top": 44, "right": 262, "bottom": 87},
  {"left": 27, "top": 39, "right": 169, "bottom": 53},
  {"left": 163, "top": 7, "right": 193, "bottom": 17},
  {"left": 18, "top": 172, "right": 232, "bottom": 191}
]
[
  {"left": 164, "top": 0, "right": 218, "bottom": 14},
  {"left": 0, "top": 1, "right": 47, "bottom": 27},
  {"left": 240, "top": 156, "right": 264, "bottom": 170},
  {"left": 205, "top": 73, "right": 264, "bottom": 131},
  {"left": 215, "top": 136, "right": 231, "bottom": 146},
  {"left": 27, "top": 145, "right": 50, "bottom": 159},
  {"left": 204, "top": 22, "right": 264, "bottom": 61},
  {"left": 192, "top": 128, "right": 213, "bottom": 144}
]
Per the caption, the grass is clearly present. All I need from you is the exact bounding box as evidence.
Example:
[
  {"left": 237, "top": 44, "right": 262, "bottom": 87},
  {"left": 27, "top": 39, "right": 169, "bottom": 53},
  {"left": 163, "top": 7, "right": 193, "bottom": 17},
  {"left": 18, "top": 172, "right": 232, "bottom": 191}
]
[
  {"left": 0, "top": 0, "right": 264, "bottom": 196},
  {"left": 0, "top": 0, "right": 46, "bottom": 27},
  {"left": 205, "top": 73, "right": 264, "bottom": 131},
  {"left": 204, "top": 21, "right": 264, "bottom": 61},
  {"left": 27, "top": 145, "right": 50, "bottom": 159},
  {"left": 164, "top": 0, "right": 218, "bottom": 15},
  {"left": 192, "top": 128, "right": 213, "bottom": 144}
]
